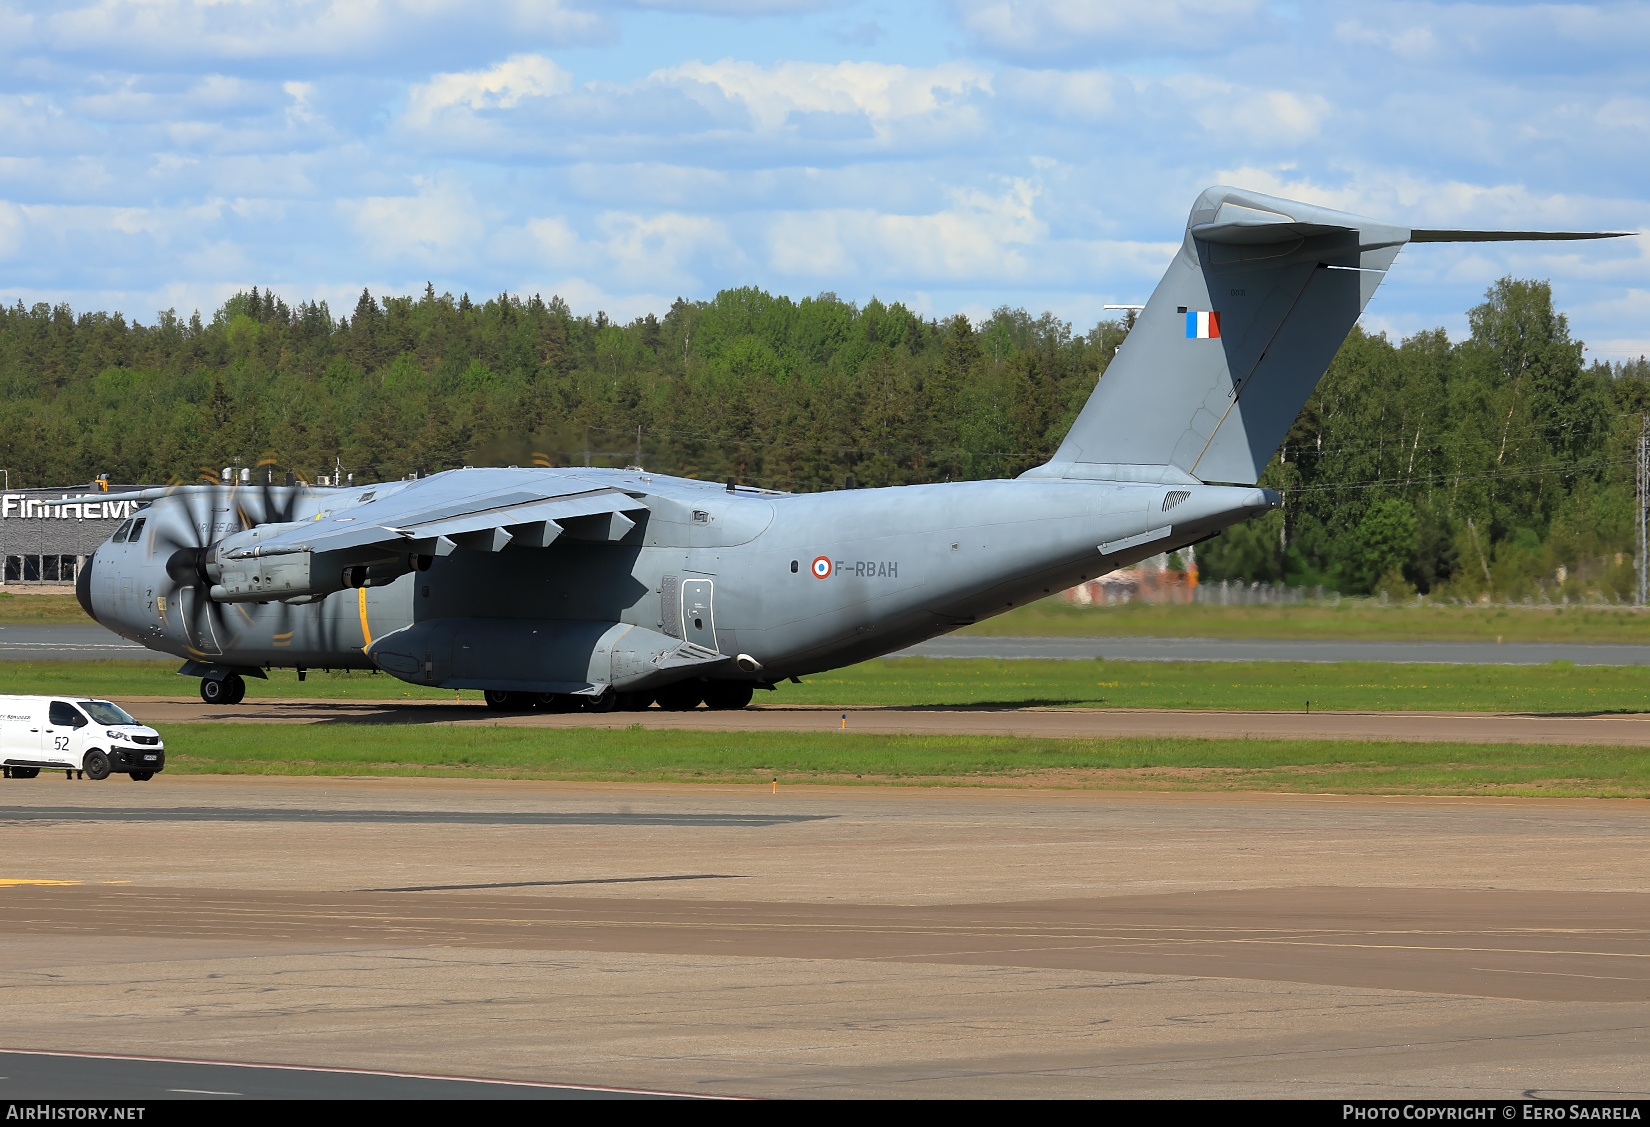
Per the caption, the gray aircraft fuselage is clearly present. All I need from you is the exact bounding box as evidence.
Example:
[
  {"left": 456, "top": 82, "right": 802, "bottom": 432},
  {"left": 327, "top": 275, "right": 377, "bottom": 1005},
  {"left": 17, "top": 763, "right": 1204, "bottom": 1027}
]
[
  {"left": 77, "top": 185, "right": 1627, "bottom": 704},
  {"left": 83, "top": 468, "right": 1273, "bottom": 694}
]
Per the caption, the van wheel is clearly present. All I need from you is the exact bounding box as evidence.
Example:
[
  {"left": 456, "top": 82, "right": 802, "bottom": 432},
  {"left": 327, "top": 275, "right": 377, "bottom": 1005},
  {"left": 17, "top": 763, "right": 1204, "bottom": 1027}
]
[
  {"left": 83, "top": 750, "right": 111, "bottom": 781},
  {"left": 130, "top": 770, "right": 154, "bottom": 781}
]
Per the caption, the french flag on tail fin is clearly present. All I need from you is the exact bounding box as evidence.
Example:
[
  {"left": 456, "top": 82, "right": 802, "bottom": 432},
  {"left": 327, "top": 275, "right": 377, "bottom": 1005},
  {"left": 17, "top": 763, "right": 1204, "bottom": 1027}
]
[{"left": 1185, "top": 310, "right": 1220, "bottom": 339}]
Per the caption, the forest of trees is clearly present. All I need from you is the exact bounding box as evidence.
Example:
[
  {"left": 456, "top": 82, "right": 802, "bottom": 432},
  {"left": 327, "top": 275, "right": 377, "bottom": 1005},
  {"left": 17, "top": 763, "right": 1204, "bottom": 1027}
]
[{"left": 1, "top": 279, "right": 1646, "bottom": 601}]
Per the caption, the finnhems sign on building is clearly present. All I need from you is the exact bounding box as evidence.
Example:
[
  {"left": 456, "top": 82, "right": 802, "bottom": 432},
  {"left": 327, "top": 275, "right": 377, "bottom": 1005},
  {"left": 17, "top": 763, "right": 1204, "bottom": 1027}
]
[{"left": 2, "top": 485, "right": 142, "bottom": 583}]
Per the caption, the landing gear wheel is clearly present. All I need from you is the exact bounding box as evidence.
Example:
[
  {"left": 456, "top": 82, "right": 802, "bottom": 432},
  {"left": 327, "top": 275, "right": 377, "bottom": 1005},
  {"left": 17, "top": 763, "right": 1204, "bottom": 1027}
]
[
  {"left": 703, "top": 683, "right": 755, "bottom": 711},
  {"left": 130, "top": 770, "right": 154, "bottom": 781},
  {"left": 582, "top": 692, "right": 618, "bottom": 713},
  {"left": 200, "top": 677, "right": 226, "bottom": 705},
  {"left": 534, "top": 693, "right": 579, "bottom": 713},
  {"left": 83, "top": 750, "right": 111, "bottom": 781},
  {"left": 654, "top": 682, "right": 704, "bottom": 711},
  {"left": 223, "top": 673, "right": 246, "bottom": 705},
  {"left": 484, "top": 690, "right": 534, "bottom": 711}
]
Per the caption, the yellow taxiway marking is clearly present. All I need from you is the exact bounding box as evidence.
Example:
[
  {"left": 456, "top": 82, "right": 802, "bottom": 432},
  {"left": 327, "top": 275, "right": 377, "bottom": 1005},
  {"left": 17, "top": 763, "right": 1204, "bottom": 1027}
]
[{"left": 0, "top": 879, "right": 81, "bottom": 886}]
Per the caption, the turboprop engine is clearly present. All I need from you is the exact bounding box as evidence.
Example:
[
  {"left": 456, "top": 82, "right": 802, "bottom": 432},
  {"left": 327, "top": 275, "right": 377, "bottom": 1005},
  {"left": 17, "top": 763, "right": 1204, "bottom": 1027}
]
[{"left": 197, "top": 524, "right": 429, "bottom": 604}]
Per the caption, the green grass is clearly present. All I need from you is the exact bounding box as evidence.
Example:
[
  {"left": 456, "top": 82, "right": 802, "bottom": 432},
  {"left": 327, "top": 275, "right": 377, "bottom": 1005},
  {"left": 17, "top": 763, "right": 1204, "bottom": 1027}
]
[
  {"left": 0, "top": 593, "right": 86, "bottom": 623},
  {"left": 961, "top": 599, "right": 1650, "bottom": 642},
  {"left": 782, "top": 657, "right": 1650, "bottom": 713},
  {"left": 150, "top": 722, "right": 1650, "bottom": 798},
  {"left": 10, "top": 656, "right": 1650, "bottom": 714}
]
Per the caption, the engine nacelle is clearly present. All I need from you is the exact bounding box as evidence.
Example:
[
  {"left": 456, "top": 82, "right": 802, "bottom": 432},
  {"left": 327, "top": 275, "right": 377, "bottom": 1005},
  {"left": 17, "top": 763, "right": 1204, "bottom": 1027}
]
[{"left": 209, "top": 547, "right": 343, "bottom": 603}]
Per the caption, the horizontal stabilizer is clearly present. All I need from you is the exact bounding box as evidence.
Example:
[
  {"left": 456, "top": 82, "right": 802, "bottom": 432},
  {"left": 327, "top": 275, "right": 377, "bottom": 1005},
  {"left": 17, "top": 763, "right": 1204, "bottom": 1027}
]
[{"left": 1410, "top": 229, "right": 1633, "bottom": 243}]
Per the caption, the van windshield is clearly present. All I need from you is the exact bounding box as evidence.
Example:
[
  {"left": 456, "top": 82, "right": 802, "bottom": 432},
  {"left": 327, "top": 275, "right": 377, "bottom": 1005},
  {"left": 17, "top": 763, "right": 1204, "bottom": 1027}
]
[{"left": 81, "top": 700, "right": 138, "bottom": 726}]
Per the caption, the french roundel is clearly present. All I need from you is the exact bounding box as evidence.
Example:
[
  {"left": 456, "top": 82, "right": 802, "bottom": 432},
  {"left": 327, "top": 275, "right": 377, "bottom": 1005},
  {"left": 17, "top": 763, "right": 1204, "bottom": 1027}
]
[{"left": 811, "top": 556, "right": 833, "bottom": 579}]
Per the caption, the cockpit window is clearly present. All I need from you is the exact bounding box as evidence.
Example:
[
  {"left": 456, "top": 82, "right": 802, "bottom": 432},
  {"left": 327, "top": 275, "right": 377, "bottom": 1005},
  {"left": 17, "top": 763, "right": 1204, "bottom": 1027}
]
[
  {"left": 128, "top": 517, "right": 146, "bottom": 543},
  {"left": 112, "top": 519, "right": 134, "bottom": 543},
  {"left": 81, "top": 700, "right": 138, "bottom": 726}
]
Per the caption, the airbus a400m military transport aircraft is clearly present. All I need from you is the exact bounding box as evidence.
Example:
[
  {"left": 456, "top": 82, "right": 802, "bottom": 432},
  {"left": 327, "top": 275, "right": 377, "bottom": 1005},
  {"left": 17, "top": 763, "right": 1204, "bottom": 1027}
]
[{"left": 77, "top": 187, "right": 1626, "bottom": 711}]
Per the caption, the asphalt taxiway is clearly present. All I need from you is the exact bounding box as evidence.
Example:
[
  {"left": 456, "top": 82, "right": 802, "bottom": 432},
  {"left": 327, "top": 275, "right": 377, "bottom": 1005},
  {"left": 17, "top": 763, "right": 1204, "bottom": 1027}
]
[
  {"left": 2, "top": 777, "right": 1646, "bottom": 1099},
  {"left": 0, "top": 1050, "right": 696, "bottom": 1100}
]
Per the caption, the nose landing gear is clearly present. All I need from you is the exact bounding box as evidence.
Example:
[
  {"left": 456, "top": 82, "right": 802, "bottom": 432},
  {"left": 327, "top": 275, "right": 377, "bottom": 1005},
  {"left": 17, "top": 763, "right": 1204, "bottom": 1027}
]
[{"left": 200, "top": 673, "right": 246, "bottom": 705}]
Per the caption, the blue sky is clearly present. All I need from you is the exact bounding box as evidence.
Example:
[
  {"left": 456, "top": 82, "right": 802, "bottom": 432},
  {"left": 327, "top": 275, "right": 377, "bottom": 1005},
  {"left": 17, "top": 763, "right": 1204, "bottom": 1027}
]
[{"left": 2, "top": 0, "right": 1646, "bottom": 355}]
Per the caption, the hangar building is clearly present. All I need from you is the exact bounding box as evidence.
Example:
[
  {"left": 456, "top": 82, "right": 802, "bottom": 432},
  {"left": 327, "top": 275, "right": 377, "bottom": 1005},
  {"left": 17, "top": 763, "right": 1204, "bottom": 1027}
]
[{"left": 1, "top": 482, "right": 142, "bottom": 584}]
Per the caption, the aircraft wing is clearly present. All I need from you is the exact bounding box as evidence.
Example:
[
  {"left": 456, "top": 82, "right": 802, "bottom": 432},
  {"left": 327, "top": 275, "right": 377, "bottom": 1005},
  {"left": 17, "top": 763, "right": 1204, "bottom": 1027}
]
[{"left": 232, "top": 484, "right": 650, "bottom": 559}]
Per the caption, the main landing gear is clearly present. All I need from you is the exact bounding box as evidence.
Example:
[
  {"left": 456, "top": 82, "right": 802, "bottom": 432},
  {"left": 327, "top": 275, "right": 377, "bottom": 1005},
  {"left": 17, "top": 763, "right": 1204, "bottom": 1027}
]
[{"left": 200, "top": 673, "right": 246, "bottom": 705}]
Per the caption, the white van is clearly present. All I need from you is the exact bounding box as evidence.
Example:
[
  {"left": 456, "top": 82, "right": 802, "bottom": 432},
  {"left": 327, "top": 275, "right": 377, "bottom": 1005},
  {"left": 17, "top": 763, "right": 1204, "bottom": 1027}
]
[{"left": 0, "top": 696, "right": 166, "bottom": 781}]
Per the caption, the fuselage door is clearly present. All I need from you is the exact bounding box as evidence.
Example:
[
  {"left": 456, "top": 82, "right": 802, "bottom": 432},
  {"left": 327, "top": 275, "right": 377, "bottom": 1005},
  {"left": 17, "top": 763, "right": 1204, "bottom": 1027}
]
[{"left": 680, "top": 579, "right": 716, "bottom": 652}]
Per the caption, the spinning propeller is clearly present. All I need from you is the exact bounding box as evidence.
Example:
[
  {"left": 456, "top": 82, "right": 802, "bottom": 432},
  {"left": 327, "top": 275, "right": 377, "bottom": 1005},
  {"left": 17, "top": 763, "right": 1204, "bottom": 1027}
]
[{"left": 153, "top": 458, "right": 306, "bottom": 657}]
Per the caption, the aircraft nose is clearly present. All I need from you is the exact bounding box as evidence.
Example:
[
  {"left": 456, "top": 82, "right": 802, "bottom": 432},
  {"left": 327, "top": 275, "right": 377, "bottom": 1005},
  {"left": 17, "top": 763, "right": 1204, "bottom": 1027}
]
[{"left": 76, "top": 549, "right": 98, "bottom": 623}]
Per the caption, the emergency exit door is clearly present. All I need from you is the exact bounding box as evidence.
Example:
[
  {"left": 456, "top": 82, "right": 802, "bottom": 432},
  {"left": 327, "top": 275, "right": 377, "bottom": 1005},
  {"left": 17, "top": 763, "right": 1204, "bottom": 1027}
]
[{"left": 680, "top": 579, "right": 716, "bottom": 651}]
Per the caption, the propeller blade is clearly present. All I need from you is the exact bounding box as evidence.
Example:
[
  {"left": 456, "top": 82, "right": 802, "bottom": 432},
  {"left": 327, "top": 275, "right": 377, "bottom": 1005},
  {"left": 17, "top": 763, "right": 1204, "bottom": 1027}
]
[{"left": 256, "top": 455, "right": 281, "bottom": 526}]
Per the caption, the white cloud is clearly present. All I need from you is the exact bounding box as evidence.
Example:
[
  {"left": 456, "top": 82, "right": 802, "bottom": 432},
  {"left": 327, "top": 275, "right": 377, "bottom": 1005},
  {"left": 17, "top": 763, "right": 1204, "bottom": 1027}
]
[
  {"left": 524, "top": 216, "right": 584, "bottom": 263},
  {"left": 0, "top": 2, "right": 1644, "bottom": 358},
  {"left": 655, "top": 58, "right": 992, "bottom": 140},
  {"left": 598, "top": 210, "right": 735, "bottom": 286},
  {"left": 283, "top": 81, "right": 316, "bottom": 126},
  {"left": 1334, "top": 2, "right": 1650, "bottom": 70},
  {"left": 514, "top": 209, "right": 737, "bottom": 290},
  {"left": 343, "top": 179, "right": 486, "bottom": 265},
  {"left": 1334, "top": 18, "right": 1442, "bottom": 62},
  {"left": 1164, "top": 77, "right": 1332, "bottom": 146},
  {"left": 767, "top": 178, "right": 1044, "bottom": 280},
  {"left": 629, "top": 0, "right": 832, "bottom": 12},
  {"left": 0, "top": 200, "right": 24, "bottom": 260},
  {"left": 404, "top": 54, "right": 574, "bottom": 129},
  {"left": 15, "top": 1, "right": 607, "bottom": 64},
  {"left": 996, "top": 68, "right": 1117, "bottom": 121},
  {"left": 950, "top": 0, "right": 1270, "bottom": 61}
]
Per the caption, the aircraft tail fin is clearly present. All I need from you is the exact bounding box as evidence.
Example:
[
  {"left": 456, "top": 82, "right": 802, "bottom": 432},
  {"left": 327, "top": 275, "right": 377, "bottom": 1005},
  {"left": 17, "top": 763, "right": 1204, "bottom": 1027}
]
[{"left": 1025, "top": 187, "right": 1626, "bottom": 486}]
